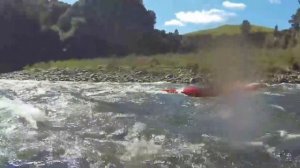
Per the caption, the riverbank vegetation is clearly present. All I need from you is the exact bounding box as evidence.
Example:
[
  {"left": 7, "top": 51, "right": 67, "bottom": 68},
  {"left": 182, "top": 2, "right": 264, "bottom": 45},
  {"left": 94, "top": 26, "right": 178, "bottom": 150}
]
[
  {"left": 1, "top": 0, "right": 300, "bottom": 78},
  {"left": 24, "top": 45, "right": 300, "bottom": 80}
]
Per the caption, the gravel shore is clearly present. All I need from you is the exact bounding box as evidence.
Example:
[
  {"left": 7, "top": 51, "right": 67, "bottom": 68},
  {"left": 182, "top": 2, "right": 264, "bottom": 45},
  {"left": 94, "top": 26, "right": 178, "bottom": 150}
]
[
  {"left": 0, "top": 68, "right": 299, "bottom": 84},
  {"left": 0, "top": 68, "right": 209, "bottom": 84}
]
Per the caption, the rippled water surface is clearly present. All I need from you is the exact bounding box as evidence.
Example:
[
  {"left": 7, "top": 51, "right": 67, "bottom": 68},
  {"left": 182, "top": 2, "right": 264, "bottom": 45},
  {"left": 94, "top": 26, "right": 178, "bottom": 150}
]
[{"left": 0, "top": 80, "right": 300, "bottom": 168}]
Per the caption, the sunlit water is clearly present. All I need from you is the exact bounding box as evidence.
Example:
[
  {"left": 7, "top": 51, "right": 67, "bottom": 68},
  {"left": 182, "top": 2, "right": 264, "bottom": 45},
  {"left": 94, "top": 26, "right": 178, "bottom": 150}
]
[{"left": 0, "top": 80, "right": 300, "bottom": 168}]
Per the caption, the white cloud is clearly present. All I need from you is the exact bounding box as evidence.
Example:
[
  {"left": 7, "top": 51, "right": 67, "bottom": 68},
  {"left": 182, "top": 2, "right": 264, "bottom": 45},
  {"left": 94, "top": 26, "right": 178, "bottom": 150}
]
[
  {"left": 269, "top": 0, "right": 281, "bottom": 4},
  {"left": 222, "top": 1, "right": 247, "bottom": 10},
  {"left": 164, "top": 19, "right": 185, "bottom": 27},
  {"left": 175, "top": 9, "right": 235, "bottom": 25}
]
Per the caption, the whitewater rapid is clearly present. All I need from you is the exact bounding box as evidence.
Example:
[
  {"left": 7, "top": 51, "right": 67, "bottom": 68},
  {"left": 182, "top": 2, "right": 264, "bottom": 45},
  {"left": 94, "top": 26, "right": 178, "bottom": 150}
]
[{"left": 0, "top": 79, "right": 300, "bottom": 167}]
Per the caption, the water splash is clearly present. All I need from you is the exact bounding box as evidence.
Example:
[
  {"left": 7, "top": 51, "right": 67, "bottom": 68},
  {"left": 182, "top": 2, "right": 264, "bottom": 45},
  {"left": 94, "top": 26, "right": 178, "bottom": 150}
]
[{"left": 0, "top": 97, "right": 46, "bottom": 128}]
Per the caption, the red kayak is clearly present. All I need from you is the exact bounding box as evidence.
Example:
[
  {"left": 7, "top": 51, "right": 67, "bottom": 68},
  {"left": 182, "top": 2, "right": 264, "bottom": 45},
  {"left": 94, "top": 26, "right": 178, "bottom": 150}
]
[{"left": 162, "top": 83, "right": 267, "bottom": 97}]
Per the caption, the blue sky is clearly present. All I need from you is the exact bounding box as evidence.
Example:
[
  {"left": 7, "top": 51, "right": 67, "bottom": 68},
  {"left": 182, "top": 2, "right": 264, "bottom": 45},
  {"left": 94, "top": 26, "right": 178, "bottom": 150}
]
[{"left": 62, "top": 0, "right": 299, "bottom": 34}]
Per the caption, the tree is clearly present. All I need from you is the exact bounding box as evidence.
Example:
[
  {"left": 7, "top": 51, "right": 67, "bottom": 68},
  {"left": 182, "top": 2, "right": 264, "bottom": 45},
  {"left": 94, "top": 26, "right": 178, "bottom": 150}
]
[
  {"left": 289, "top": 8, "right": 300, "bottom": 31},
  {"left": 56, "top": 0, "right": 159, "bottom": 57},
  {"left": 274, "top": 25, "right": 279, "bottom": 36},
  {"left": 0, "top": 0, "right": 63, "bottom": 72},
  {"left": 0, "top": 0, "right": 182, "bottom": 72},
  {"left": 240, "top": 20, "right": 251, "bottom": 36}
]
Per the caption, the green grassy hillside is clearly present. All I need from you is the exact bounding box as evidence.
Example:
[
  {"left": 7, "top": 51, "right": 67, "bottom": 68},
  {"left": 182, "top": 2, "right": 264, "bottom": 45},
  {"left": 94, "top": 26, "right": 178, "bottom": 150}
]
[{"left": 186, "top": 24, "right": 273, "bottom": 37}]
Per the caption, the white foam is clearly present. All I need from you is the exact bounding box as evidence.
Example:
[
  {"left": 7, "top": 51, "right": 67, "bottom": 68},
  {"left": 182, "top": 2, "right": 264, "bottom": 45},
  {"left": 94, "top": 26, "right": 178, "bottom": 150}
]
[
  {"left": 265, "top": 145, "right": 276, "bottom": 155},
  {"left": 125, "top": 122, "right": 147, "bottom": 141},
  {"left": 277, "top": 130, "right": 300, "bottom": 140},
  {"left": 278, "top": 130, "right": 288, "bottom": 137},
  {"left": 263, "top": 92, "right": 284, "bottom": 96},
  {"left": 0, "top": 97, "right": 46, "bottom": 128},
  {"left": 180, "top": 142, "right": 205, "bottom": 152},
  {"left": 270, "top": 104, "right": 286, "bottom": 111},
  {"left": 286, "top": 133, "right": 300, "bottom": 140},
  {"left": 245, "top": 141, "right": 264, "bottom": 147},
  {"left": 121, "top": 138, "right": 162, "bottom": 161},
  {"left": 120, "top": 122, "right": 163, "bottom": 161},
  {"left": 271, "top": 83, "right": 300, "bottom": 90}
]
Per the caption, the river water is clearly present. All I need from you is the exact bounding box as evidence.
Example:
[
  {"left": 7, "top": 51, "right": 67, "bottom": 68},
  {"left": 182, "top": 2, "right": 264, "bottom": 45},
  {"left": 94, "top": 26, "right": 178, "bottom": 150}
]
[{"left": 0, "top": 80, "right": 300, "bottom": 168}]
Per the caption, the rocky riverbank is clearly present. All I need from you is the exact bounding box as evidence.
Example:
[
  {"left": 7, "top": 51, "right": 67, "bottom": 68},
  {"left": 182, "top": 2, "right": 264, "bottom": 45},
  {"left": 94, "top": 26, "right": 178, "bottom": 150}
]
[
  {"left": 0, "top": 68, "right": 300, "bottom": 84},
  {"left": 0, "top": 68, "right": 210, "bottom": 84}
]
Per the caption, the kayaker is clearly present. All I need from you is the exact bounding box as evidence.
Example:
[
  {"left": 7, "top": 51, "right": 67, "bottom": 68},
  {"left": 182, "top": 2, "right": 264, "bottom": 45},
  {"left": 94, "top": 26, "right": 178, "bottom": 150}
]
[{"left": 163, "top": 82, "right": 267, "bottom": 97}]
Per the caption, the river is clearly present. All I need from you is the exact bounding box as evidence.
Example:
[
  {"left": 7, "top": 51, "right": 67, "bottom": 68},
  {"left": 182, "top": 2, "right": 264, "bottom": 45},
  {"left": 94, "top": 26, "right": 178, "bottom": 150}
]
[{"left": 0, "top": 80, "right": 300, "bottom": 168}]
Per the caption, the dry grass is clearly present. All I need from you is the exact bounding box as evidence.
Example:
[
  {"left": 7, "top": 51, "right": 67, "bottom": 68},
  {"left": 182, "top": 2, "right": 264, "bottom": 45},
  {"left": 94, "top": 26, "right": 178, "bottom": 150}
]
[{"left": 24, "top": 44, "right": 300, "bottom": 82}]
